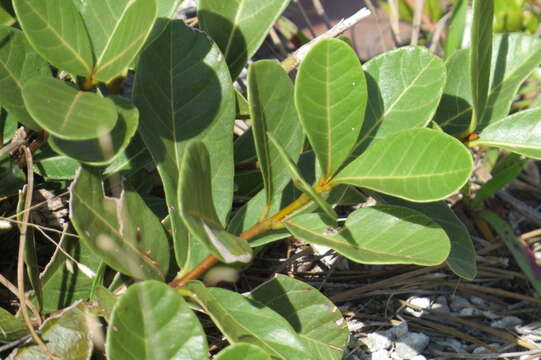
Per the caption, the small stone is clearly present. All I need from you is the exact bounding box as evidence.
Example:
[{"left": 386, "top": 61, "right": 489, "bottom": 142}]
[
  {"left": 472, "top": 346, "right": 489, "bottom": 354},
  {"left": 362, "top": 332, "right": 392, "bottom": 352},
  {"left": 459, "top": 307, "right": 481, "bottom": 316},
  {"left": 482, "top": 311, "right": 500, "bottom": 320},
  {"left": 411, "top": 356, "right": 426, "bottom": 360},
  {"left": 491, "top": 316, "right": 523, "bottom": 329},
  {"left": 372, "top": 349, "right": 391, "bottom": 360},
  {"left": 393, "top": 332, "right": 429, "bottom": 359},
  {"left": 469, "top": 296, "right": 488, "bottom": 309},
  {"left": 405, "top": 297, "right": 431, "bottom": 317},
  {"left": 390, "top": 322, "right": 409, "bottom": 339},
  {"left": 433, "top": 338, "right": 465, "bottom": 353},
  {"left": 450, "top": 295, "right": 471, "bottom": 312}
]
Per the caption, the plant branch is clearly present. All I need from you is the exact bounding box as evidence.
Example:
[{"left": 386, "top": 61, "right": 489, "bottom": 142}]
[
  {"left": 281, "top": 7, "right": 371, "bottom": 73},
  {"left": 17, "top": 147, "right": 59, "bottom": 360}
]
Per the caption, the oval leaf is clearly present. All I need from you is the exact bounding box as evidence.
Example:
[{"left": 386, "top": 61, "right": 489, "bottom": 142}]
[
  {"left": 248, "top": 60, "right": 304, "bottom": 207},
  {"left": 77, "top": 0, "right": 157, "bottom": 82},
  {"left": 285, "top": 205, "right": 451, "bottom": 265},
  {"left": 0, "top": 26, "right": 50, "bottom": 130},
  {"left": 134, "top": 19, "right": 235, "bottom": 273},
  {"left": 107, "top": 281, "right": 208, "bottom": 360},
  {"left": 477, "top": 108, "right": 541, "bottom": 159},
  {"left": 0, "top": 307, "right": 28, "bottom": 343},
  {"left": 186, "top": 281, "right": 313, "bottom": 360},
  {"left": 250, "top": 274, "right": 348, "bottom": 359},
  {"left": 179, "top": 142, "right": 252, "bottom": 264},
  {"left": 70, "top": 166, "right": 170, "bottom": 280},
  {"left": 13, "top": 0, "right": 93, "bottom": 76},
  {"left": 198, "top": 0, "right": 291, "bottom": 79},
  {"left": 48, "top": 96, "right": 139, "bottom": 165},
  {"left": 333, "top": 128, "right": 473, "bottom": 202},
  {"left": 22, "top": 77, "right": 117, "bottom": 140},
  {"left": 295, "top": 38, "right": 367, "bottom": 177},
  {"left": 215, "top": 344, "right": 271, "bottom": 360},
  {"left": 11, "top": 302, "right": 92, "bottom": 360},
  {"left": 354, "top": 46, "right": 445, "bottom": 152},
  {"left": 378, "top": 194, "right": 477, "bottom": 280}
]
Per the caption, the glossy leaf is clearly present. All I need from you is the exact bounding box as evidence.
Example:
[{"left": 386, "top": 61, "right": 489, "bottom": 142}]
[
  {"left": 476, "top": 108, "right": 541, "bottom": 159},
  {"left": 33, "top": 154, "right": 79, "bottom": 180},
  {"left": 70, "top": 166, "right": 169, "bottom": 280},
  {"left": 13, "top": 0, "right": 93, "bottom": 76},
  {"left": 267, "top": 133, "right": 337, "bottom": 220},
  {"left": 48, "top": 96, "right": 138, "bottom": 165},
  {"left": 134, "top": 20, "right": 235, "bottom": 273},
  {"left": 39, "top": 236, "right": 101, "bottom": 313},
  {"left": 333, "top": 128, "right": 473, "bottom": 202},
  {"left": 0, "top": 1, "right": 15, "bottom": 26},
  {"left": 295, "top": 38, "right": 367, "bottom": 176},
  {"left": 215, "top": 344, "right": 271, "bottom": 360},
  {"left": 179, "top": 142, "right": 252, "bottom": 264},
  {"left": 1, "top": 108, "right": 17, "bottom": 143},
  {"left": 11, "top": 302, "right": 93, "bottom": 360},
  {"left": 250, "top": 274, "right": 348, "bottom": 359},
  {"left": 186, "top": 281, "right": 312, "bottom": 360},
  {"left": 436, "top": 34, "right": 541, "bottom": 134},
  {"left": 0, "top": 307, "right": 28, "bottom": 343},
  {"left": 378, "top": 195, "right": 477, "bottom": 280},
  {"left": 248, "top": 60, "right": 304, "bottom": 206},
  {"left": 0, "top": 26, "right": 50, "bottom": 130},
  {"left": 285, "top": 206, "right": 450, "bottom": 265},
  {"left": 157, "top": 0, "right": 183, "bottom": 18},
  {"left": 22, "top": 77, "right": 117, "bottom": 140},
  {"left": 481, "top": 211, "right": 541, "bottom": 295},
  {"left": 107, "top": 281, "right": 207, "bottom": 360},
  {"left": 76, "top": 0, "right": 157, "bottom": 82},
  {"left": 354, "top": 46, "right": 445, "bottom": 152},
  {"left": 443, "top": 0, "right": 467, "bottom": 58},
  {"left": 198, "top": 0, "right": 291, "bottom": 78},
  {"left": 470, "top": 0, "right": 493, "bottom": 132}
]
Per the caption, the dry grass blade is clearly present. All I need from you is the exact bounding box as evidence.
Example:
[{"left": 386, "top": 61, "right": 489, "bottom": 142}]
[
  {"left": 388, "top": 0, "right": 401, "bottom": 46},
  {"left": 401, "top": 299, "right": 541, "bottom": 351},
  {"left": 311, "top": 0, "right": 332, "bottom": 29},
  {"left": 17, "top": 146, "right": 60, "bottom": 360},
  {"left": 410, "top": 0, "right": 425, "bottom": 46},
  {"left": 433, "top": 349, "right": 541, "bottom": 359}
]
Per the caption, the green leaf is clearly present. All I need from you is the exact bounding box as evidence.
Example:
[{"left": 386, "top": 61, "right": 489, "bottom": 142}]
[
  {"left": 285, "top": 206, "right": 450, "bottom": 265},
  {"left": 13, "top": 0, "right": 93, "bottom": 76},
  {"left": 39, "top": 236, "right": 101, "bottom": 313},
  {"left": 0, "top": 26, "right": 50, "bottom": 130},
  {"left": 134, "top": 19, "right": 235, "bottom": 273},
  {"left": 377, "top": 195, "right": 477, "bottom": 280},
  {"left": 11, "top": 302, "right": 93, "bottom": 360},
  {"left": 186, "top": 280, "right": 313, "bottom": 360},
  {"left": 76, "top": 0, "right": 157, "bottom": 82},
  {"left": 33, "top": 154, "right": 79, "bottom": 180},
  {"left": 179, "top": 142, "right": 252, "bottom": 264},
  {"left": 107, "top": 281, "right": 208, "bottom": 360},
  {"left": 481, "top": 211, "right": 541, "bottom": 296},
  {"left": 354, "top": 46, "right": 445, "bottom": 152},
  {"left": 94, "top": 286, "right": 116, "bottom": 322},
  {"left": 70, "top": 166, "right": 170, "bottom": 280},
  {"left": 295, "top": 38, "right": 367, "bottom": 177},
  {"left": 48, "top": 96, "right": 138, "bottom": 165},
  {"left": 248, "top": 60, "right": 304, "bottom": 206},
  {"left": 476, "top": 108, "right": 541, "bottom": 159},
  {"left": 215, "top": 344, "right": 271, "bottom": 360},
  {"left": 437, "top": 34, "right": 541, "bottom": 134},
  {"left": 1, "top": 108, "right": 17, "bottom": 143},
  {"left": 333, "top": 128, "right": 473, "bottom": 202},
  {"left": 250, "top": 274, "right": 348, "bottom": 359},
  {"left": 267, "top": 133, "right": 337, "bottom": 221},
  {"left": 22, "top": 77, "right": 117, "bottom": 140},
  {"left": 157, "top": 0, "right": 183, "bottom": 18},
  {"left": 443, "top": 0, "right": 467, "bottom": 58},
  {"left": 0, "top": 307, "right": 28, "bottom": 343},
  {"left": 198, "top": 0, "right": 291, "bottom": 79},
  {"left": 469, "top": 0, "right": 493, "bottom": 133}
]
